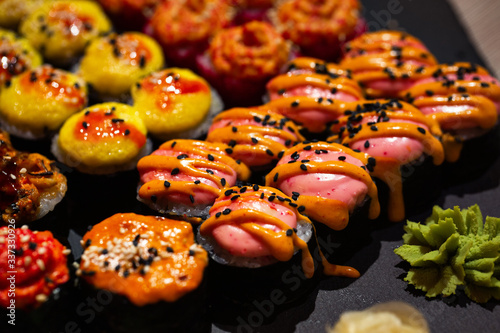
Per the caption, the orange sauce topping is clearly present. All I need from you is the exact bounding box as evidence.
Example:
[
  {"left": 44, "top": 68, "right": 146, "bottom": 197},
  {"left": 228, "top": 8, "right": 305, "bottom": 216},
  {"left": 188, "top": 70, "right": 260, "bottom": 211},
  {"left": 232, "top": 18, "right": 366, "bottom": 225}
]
[
  {"left": 329, "top": 100, "right": 444, "bottom": 222},
  {"left": 0, "top": 38, "right": 32, "bottom": 85},
  {"left": 206, "top": 107, "right": 305, "bottom": 167},
  {"left": 265, "top": 142, "right": 380, "bottom": 230},
  {"left": 74, "top": 107, "right": 146, "bottom": 148},
  {"left": 200, "top": 186, "right": 360, "bottom": 278},
  {"left": 0, "top": 227, "right": 69, "bottom": 309},
  {"left": 47, "top": 2, "right": 95, "bottom": 38},
  {"left": 80, "top": 213, "right": 208, "bottom": 306},
  {"left": 19, "top": 65, "right": 86, "bottom": 107},
  {"left": 138, "top": 70, "right": 209, "bottom": 112},
  {"left": 137, "top": 140, "right": 251, "bottom": 205},
  {"left": 107, "top": 33, "right": 152, "bottom": 67},
  {"left": 209, "top": 21, "right": 289, "bottom": 79},
  {"left": 285, "top": 57, "right": 352, "bottom": 78}
]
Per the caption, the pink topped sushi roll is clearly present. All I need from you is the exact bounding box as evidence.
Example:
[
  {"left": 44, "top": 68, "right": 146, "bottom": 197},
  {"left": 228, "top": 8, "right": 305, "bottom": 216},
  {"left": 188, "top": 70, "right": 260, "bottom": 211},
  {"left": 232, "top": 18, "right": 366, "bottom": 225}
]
[
  {"left": 400, "top": 62, "right": 500, "bottom": 162},
  {"left": 265, "top": 141, "right": 379, "bottom": 230},
  {"left": 206, "top": 106, "right": 304, "bottom": 169},
  {"left": 340, "top": 31, "right": 437, "bottom": 98},
  {"left": 137, "top": 139, "right": 250, "bottom": 217},
  {"left": 329, "top": 100, "right": 444, "bottom": 222}
]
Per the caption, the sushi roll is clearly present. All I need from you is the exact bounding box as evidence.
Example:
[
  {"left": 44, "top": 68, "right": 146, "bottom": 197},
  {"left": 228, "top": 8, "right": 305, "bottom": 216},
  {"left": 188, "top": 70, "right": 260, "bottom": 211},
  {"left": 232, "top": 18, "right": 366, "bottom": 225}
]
[
  {"left": 264, "top": 96, "right": 347, "bottom": 135},
  {"left": 0, "top": 225, "right": 70, "bottom": 310},
  {"left": 79, "top": 31, "right": 164, "bottom": 100},
  {"left": 1, "top": 130, "right": 67, "bottom": 224},
  {"left": 147, "top": 0, "right": 233, "bottom": 71},
  {"left": 340, "top": 30, "right": 438, "bottom": 98},
  {"left": 328, "top": 100, "right": 444, "bottom": 221},
  {"left": 19, "top": 0, "right": 111, "bottom": 66},
  {"left": 266, "top": 70, "right": 364, "bottom": 102},
  {"left": 137, "top": 139, "right": 251, "bottom": 218},
  {"left": 400, "top": 62, "right": 500, "bottom": 166},
  {"left": 0, "top": 0, "right": 45, "bottom": 29},
  {"left": 97, "top": 0, "right": 160, "bottom": 31},
  {"left": 196, "top": 20, "right": 291, "bottom": 107},
  {"left": 0, "top": 29, "right": 42, "bottom": 87},
  {"left": 51, "top": 102, "right": 151, "bottom": 175},
  {"left": 272, "top": 0, "right": 366, "bottom": 61},
  {"left": 78, "top": 213, "right": 209, "bottom": 332},
  {"left": 0, "top": 65, "right": 88, "bottom": 139},
  {"left": 265, "top": 141, "right": 380, "bottom": 231},
  {"left": 206, "top": 106, "right": 305, "bottom": 170},
  {"left": 131, "top": 68, "right": 224, "bottom": 140}
]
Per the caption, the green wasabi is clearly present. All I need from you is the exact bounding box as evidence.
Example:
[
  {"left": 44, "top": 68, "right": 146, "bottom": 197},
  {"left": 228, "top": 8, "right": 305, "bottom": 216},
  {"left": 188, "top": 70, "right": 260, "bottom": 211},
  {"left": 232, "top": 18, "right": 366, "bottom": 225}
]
[{"left": 394, "top": 205, "right": 500, "bottom": 303}]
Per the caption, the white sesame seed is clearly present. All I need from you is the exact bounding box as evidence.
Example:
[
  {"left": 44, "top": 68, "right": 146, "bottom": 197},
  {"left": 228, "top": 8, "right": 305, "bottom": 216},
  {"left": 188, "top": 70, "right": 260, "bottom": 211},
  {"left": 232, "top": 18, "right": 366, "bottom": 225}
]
[
  {"left": 20, "top": 235, "right": 30, "bottom": 243},
  {"left": 19, "top": 168, "right": 27, "bottom": 174},
  {"left": 24, "top": 256, "right": 32, "bottom": 266},
  {"left": 35, "top": 294, "right": 48, "bottom": 302},
  {"left": 36, "top": 259, "right": 45, "bottom": 271},
  {"left": 20, "top": 225, "right": 28, "bottom": 230},
  {"left": 38, "top": 247, "right": 47, "bottom": 255},
  {"left": 62, "top": 249, "right": 71, "bottom": 255},
  {"left": 72, "top": 262, "right": 79, "bottom": 269},
  {"left": 10, "top": 174, "right": 16, "bottom": 180},
  {"left": 0, "top": 237, "right": 5, "bottom": 244}
]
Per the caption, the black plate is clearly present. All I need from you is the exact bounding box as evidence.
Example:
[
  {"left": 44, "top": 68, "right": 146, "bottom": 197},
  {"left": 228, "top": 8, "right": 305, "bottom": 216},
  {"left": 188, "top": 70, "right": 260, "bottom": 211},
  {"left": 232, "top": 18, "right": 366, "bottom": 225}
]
[{"left": 2, "top": 1, "right": 500, "bottom": 332}]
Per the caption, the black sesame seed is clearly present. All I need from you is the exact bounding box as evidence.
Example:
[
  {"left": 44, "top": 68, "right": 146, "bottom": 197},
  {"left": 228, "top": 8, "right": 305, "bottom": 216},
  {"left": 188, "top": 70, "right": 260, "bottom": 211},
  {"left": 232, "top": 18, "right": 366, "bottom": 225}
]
[
  {"left": 289, "top": 202, "right": 298, "bottom": 208},
  {"left": 300, "top": 164, "right": 307, "bottom": 171},
  {"left": 194, "top": 180, "right": 201, "bottom": 185},
  {"left": 291, "top": 100, "right": 299, "bottom": 107},
  {"left": 364, "top": 140, "right": 370, "bottom": 148},
  {"left": 273, "top": 173, "right": 279, "bottom": 182},
  {"left": 303, "top": 145, "right": 311, "bottom": 151},
  {"left": 101, "top": 249, "right": 109, "bottom": 255},
  {"left": 164, "top": 180, "right": 171, "bottom": 188},
  {"left": 115, "top": 264, "right": 121, "bottom": 272},
  {"left": 268, "top": 195, "right": 276, "bottom": 201},
  {"left": 425, "top": 90, "right": 434, "bottom": 97},
  {"left": 177, "top": 154, "right": 188, "bottom": 159},
  {"left": 221, "top": 178, "right": 226, "bottom": 186},
  {"left": 124, "top": 129, "right": 130, "bottom": 136},
  {"left": 215, "top": 212, "right": 221, "bottom": 218},
  {"left": 82, "top": 121, "right": 89, "bottom": 129},
  {"left": 251, "top": 138, "right": 258, "bottom": 144},
  {"left": 123, "top": 270, "right": 130, "bottom": 278},
  {"left": 133, "top": 234, "right": 141, "bottom": 247},
  {"left": 189, "top": 249, "right": 195, "bottom": 256},
  {"left": 171, "top": 141, "right": 177, "bottom": 148},
  {"left": 189, "top": 194, "right": 195, "bottom": 203},
  {"left": 206, "top": 169, "right": 214, "bottom": 175},
  {"left": 225, "top": 148, "right": 233, "bottom": 154},
  {"left": 231, "top": 195, "right": 240, "bottom": 201},
  {"left": 417, "top": 127, "right": 426, "bottom": 134},
  {"left": 167, "top": 246, "right": 174, "bottom": 253},
  {"left": 338, "top": 156, "right": 346, "bottom": 161},
  {"left": 171, "top": 168, "right": 180, "bottom": 175},
  {"left": 286, "top": 229, "right": 293, "bottom": 236},
  {"left": 111, "top": 118, "right": 124, "bottom": 123},
  {"left": 139, "top": 55, "right": 146, "bottom": 68},
  {"left": 266, "top": 149, "right": 274, "bottom": 156},
  {"left": 207, "top": 154, "right": 214, "bottom": 161},
  {"left": 457, "top": 86, "right": 467, "bottom": 93},
  {"left": 253, "top": 116, "right": 261, "bottom": 123},
  {"left": 481, "top": 82, "right": 490, "bottom": 88},
  {"left": 222, "top": 208, "right": 231, "bottom": 215},
  {"left": 30, "top": 72, "right": 37, "bottom": 82},
  {"left": 240, "top": 187, "right": 247, "bottom": 193},
  {"left": 84, "top": 239, "right": 91, "bottom": 248},
  {"left": 252, "top": 184, "right": 259, "bottom": 191},
  {"left": 29, "top": 242, "right": 37, "bottom": 250},
  {"left": 370, "top": 125, "right": 378, "bottom": 131},
  {"left": 298, "top": 206, "right": 305, "bottom": 212}
]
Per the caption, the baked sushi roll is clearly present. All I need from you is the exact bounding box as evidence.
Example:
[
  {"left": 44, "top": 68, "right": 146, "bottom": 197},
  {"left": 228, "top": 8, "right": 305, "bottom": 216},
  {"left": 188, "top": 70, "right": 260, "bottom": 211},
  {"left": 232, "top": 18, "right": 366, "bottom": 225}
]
[
  {"left": 1, "top": 130, "right": 67, "bottom": 224},
  {"left": 0, "top": 65, "right": 88, "bottom": 139},
  {"left": 0, "top": 29, "right": 42, "bottom": 87},
  {"left": 196, "top": 21, "right": 291, "bottom": 107},
  {"left": 206, "top": 106, "right": 304, "bottom": 170},
  {"left": 340, "top": 30, "right": 438, "bottom": 98},
  {"left": 266, "top": 71, "right": 364, "bottom": 102},
  {"left": 131, "top": 68, "right": 224, "bottom": 140},
  {"left": 97, "top": 0, "right": 160, "bottom": 31},
  {"left": 137, "top": 139, "right": 251, "bottom": 218},
  {"left": 19, "top": 0, "right": 111, "bottom": 66},
  {"left": 272, "top": 0, "right": 365, "bottom": 61},
  {"left": 328, "top": 100, "right": 444, "bottom": 221},
  {"left": 264, "top": 95, "right": 346, "bottom": 134},
  {"left": 0, "top": 0, "right": 45, "bottom": 29},
  {"left": 265, "top": 141, "right": 379, "bottom": 231},
  {"left": 147, "top": 0, "right": 233, "bottom": 71},
  {"left": 79, "top": 31, "right": 164, "bottom": 100},
  {"left": 0, "top": 225, "right": 70, "bottom": 310},
  {"left": 51, "top": 102, "right": 151, "bottom": 175},
  {"left": 400, "top": 62, "right": 500, "bottom": 165},
  {"left": 78, "top": 213, "right": 208, "bottom": 332}
]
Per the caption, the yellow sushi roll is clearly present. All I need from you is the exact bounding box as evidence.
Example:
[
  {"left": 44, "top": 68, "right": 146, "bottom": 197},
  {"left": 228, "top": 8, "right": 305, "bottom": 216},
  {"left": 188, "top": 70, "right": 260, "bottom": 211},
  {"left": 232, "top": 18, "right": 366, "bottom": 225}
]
[
  {"left": 80, "top": 32, "right": 164, "bottom": 98},
  {"left": 19, "top": 0, "right": 111, "bottom": 64},
  {"left": 0, "top": 29, "right": 42, "bottom": 87},
  {"left": 131, "top": 68, "right": 223, "bottom": 139},
  {"left": 52, "top": 102, "right": 151, "bottom": 174},
  {"left": 0, "top": 65, "right": 88, "bottom": 138}
]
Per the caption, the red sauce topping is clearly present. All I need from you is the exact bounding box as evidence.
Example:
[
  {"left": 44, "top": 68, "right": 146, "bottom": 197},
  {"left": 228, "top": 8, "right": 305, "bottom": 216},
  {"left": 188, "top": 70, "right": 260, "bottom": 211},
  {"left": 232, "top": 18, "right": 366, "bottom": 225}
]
[
  {"left": 47, "top": 2, "right": 95, "bottom": 37},
  {"left": 111, "top": 33, "right": 152, "bottom": 67},
  {"left": 74, "top": 109, "right": 146, "bottom": 148}
]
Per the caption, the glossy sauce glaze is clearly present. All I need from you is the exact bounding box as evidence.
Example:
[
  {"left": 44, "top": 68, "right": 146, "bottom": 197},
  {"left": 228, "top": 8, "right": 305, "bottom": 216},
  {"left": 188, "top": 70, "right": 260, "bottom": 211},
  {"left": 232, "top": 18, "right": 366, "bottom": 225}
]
[
  {"left": 199, "top": 185, "right": 360, "bottom": 278},
  {"left": 137, "top": 140, "right": 251, "bottom": 209},
  {"left": 400, "top": 62, "right": 500, "bottom": 162},
  {"left": 341, "top": 31, "right": 438, "bottom": 98},
  {"left": 79, "top": 213, "right": 208, "bottom": 306},
  {"left": 0, "top": 226, "right": 70, "bottom": 309},
  {"left": 206, "top": 107, "right": 304, "bottom": 168},
  {"left": 265, "top": 141, "right": 380, "bottom": 230},
  {"left": 329, "top": 100, "right": 444, "bottom": 221}
]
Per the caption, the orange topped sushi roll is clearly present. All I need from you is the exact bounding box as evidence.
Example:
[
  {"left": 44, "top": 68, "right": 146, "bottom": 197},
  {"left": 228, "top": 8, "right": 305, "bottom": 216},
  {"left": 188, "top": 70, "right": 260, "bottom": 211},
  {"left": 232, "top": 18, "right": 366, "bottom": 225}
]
[
  {"left": 20, "top": 0, "right": 111, "bottom": 65},
  {"left": 0, "top": 65, "right": 87, "bottom": 139},
  {"left": 0, "top": 0, "right": 46, "bottom": 29}
]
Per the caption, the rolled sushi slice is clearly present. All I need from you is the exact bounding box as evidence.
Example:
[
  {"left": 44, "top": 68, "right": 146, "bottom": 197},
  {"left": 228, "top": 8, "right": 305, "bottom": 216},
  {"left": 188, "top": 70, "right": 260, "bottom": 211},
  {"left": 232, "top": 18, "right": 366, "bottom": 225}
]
[
  {"left": 78, "top": 213, "right": 208, "bottom": 332},
  {"left": 131, "top": 67, "right": 224, "bottom": 140},
  {"left": 147, "top": 0, "right": 233, "bottom": 71},
  {"left": 329, "top": 100, "right": 444, "bottom": 222},
  {"left": 340, "top": 30, "right": 438, "bottom": 98},
  {"left": 206, "top": 106, "right": 304, "bottom": 170},
  {"left": 0, "top": 65, "right": 88, "bottom": 139},
  {"left": 265, "top": 141, "right": 379, "bottom": 231},
  {"left": 19, "top": 0, "right": 111, "bottom": 65},
  {"left": 79, "top": 31, "right": 164, "bottom": 100},
  {"left": 51, "top": 102, "right": 151, "bottom": 175},
  {"left": 198, "top": 185, "right": 359, "bottom": 278},
  {"left": 0, "top": 225, "right": 70, "bottom": 310},
  {"left": 264, "top": 96, "right": 347, "bottom": 134},
  {"left": 1, "top": 130, "right": 67, "bottom": 225},
  {"left": 266, "top": 71, "right": 364, "bottom": 102},
  {"left": 272, "top": 0, "right": 366, "bottom": 61},
  {"left": 0, "top": 29, "right": 42, "bottom": 87},
  {"left": 400, "top": 62, "right": 500, "bottom": 163},
  {"left": 137, "top": 139, "right": 251, "bottom": 218}
]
